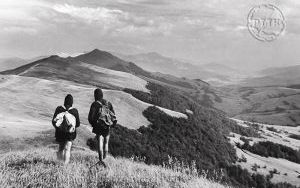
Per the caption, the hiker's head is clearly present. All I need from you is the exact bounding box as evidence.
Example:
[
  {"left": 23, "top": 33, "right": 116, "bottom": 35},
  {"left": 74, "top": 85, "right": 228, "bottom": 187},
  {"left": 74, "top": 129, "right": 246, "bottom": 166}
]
[
  {"left": 94, "top": 88, "right": 103, "bottom": 101},
  {"left": 64, "top": 94, "right": 73, "bottom": 109}
]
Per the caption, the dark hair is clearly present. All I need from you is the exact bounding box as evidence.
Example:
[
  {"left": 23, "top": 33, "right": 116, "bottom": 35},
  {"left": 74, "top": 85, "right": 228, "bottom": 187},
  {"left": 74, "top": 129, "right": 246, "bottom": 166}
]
[
  {"left": 94, "top": 88, "right": 103, "bottom": 101},
  {"left": 64, "top": 94, "right": 73, "bottom": 109}
]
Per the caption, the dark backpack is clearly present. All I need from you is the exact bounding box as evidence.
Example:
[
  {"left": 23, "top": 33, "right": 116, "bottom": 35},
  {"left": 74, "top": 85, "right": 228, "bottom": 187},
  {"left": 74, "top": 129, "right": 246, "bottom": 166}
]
[{"left": 96, "top": 100, "right": 116, "bottom": 127}]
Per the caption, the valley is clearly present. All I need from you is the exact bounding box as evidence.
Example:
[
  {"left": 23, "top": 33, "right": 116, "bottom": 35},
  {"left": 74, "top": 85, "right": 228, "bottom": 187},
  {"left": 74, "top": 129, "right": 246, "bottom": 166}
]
[
  {"left": 115, "top": 51, "right": 300, "bottom": 127},
  {"left": 213, "top": 85, "right": 300, "bottom": 126}
]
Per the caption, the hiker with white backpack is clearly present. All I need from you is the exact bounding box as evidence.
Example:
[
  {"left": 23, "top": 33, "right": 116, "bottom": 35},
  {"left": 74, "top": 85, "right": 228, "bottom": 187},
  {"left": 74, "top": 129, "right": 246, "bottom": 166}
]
[
  {"left": 52, "top": 94, "right": 80, "bottom": 164},
  {"left": 88, "top": 88, "right": 117, "bottom": 167}
]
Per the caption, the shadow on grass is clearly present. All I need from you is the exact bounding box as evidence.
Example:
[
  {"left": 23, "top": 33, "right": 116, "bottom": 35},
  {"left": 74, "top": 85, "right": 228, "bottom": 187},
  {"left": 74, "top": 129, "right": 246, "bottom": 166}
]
[{"left": 7, "top": 158, "right": 57, "bottom": 170}]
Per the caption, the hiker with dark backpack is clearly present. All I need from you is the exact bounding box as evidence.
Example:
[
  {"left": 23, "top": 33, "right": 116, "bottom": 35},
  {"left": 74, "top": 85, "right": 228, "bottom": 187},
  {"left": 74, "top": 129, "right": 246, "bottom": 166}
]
[
  {"left": 88, "top": 88, "right": 117, "bottom": 167},
  {"left": 52, "top": 94, "right": 80, "bottom": 164}
]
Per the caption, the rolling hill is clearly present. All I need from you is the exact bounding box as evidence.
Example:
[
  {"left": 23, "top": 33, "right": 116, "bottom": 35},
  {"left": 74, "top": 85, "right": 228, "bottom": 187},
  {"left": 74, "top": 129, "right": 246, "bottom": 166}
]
[
  {"left": 2, "top": 50, "right": 208, "bottom": 91},
  {"left": 0, "top": 50, "right": 191, "bottom": 151},
  {"left": 211, "top": 86, "right": 300, "bottom": 126},
  {"left": 73, "top": 49, "right": 151, "bottom": 77},
  {"left": 0, "top": 57, "right": 28, "bottom": 72},
  {"left": 0, "top": 56, "right": 48, "bottom": 72},
  {"left": 1, "top": 55, "right": 148, "bottom": 90},
  {"left": 241, "top": 65, "right": 300, "bottom": 87},
  {"left": 207, "top": 65, "right": 300, "bottom": 126},
  {"left": 228, "top": 119, "right": 300, "bottom": 187},
  {"left": 0, "top": 74, "right": 186, "bottom": 140}
]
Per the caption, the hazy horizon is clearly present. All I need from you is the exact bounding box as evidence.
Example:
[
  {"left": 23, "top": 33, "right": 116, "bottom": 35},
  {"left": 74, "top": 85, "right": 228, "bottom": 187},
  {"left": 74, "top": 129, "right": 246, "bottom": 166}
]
[{"left": 1, "top": 0, "right": 300, "bottom": 71}]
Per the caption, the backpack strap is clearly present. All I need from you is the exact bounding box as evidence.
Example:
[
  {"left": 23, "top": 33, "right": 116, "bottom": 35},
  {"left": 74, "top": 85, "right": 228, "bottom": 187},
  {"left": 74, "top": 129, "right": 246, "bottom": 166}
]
[
  {"left": 96, "top": 99, "right": 109, "bottom": 107},
  {"left": 62, "top": 106, "right": 73, "bottom": 112},
  {"left": 96, "top": 100, "right": 102, "bottom": 106}
]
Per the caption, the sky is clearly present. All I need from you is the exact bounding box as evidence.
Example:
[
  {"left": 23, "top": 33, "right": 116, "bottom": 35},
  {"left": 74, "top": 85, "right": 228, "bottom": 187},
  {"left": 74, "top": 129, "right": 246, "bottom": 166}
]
[{"left": 0, "top": 0, "right": 299, "bottom": 70}]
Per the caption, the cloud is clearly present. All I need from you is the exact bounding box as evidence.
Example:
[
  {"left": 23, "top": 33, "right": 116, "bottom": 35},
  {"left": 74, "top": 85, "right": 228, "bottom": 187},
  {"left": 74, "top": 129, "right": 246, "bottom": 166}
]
[
  {"left": 114, "top": 22, "right": 173, "bottom": 36},
  {"left": 50, "top": 3, "right": 172, "bottom": 36},
  {"left": 2, "top": 26, "right": 38, "bottom": 35},
  {"left": 52, "top": 4, "right": 124, "bottom": 24},
  {"left": 0, "top": 0, "right": 300, "bottom": 67},
  {"left": 113, "top": 0, "right": 169, "bottom": 6},
  {"left": 234, "top": 26, "right": 247, "bottom": 32},
  {"left": 0, "top": 0, "right": 51, "bottom": 35}
]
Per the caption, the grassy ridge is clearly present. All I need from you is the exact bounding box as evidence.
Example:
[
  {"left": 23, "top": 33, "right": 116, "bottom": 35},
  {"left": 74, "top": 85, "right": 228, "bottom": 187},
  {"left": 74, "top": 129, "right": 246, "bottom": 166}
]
[{"left": 0, "top": 148, "right": 229, "bottom": 188}]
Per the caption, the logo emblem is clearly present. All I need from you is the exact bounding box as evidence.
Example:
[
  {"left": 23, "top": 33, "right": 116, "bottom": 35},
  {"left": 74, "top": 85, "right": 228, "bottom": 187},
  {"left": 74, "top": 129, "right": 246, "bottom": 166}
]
[{"left": 247, "top": 4, "right": 285, "bottom": 42}]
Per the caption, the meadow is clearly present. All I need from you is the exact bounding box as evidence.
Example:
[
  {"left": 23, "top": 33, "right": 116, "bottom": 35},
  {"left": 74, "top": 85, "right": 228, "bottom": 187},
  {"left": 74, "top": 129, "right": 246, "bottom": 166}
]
[{"left": 0, "top": 148, "right": 229, "bottom": 188}]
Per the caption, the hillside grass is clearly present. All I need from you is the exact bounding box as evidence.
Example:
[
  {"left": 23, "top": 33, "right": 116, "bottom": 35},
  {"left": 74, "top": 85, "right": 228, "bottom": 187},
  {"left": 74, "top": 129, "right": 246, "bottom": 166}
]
[{"left": 0, "top": 148, "right": 229, "bottom": 188}]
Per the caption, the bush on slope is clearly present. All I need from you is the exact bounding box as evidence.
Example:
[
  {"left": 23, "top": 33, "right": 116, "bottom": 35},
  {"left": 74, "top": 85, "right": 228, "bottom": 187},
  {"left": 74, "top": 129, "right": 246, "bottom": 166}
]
[
  {"left": 240, "top": 141, "right": 300, "bottom": 164},
  {"left": 109, "top": 106, "right": 237, "bottom": 170},
  {"left": 124, "top": 82, "right": 259, "bottom": 138},
  {"left": 117, "top": 82, "right": 295, "bottom": 188},
  {"left": 88, "top": 107, "right": 297, "bottom": 188}
]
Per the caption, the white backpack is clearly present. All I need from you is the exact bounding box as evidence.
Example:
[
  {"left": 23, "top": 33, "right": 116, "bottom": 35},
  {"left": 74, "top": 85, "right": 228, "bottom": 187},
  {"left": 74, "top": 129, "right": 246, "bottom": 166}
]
[{"left": 54, "top": 107, "right": 76, "bottom": 133}]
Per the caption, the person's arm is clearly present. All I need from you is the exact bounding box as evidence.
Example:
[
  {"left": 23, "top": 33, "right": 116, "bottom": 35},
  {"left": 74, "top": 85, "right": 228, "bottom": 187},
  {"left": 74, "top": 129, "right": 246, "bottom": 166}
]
[
  {"left": 88, "top": 102, "right": 97, "bottom": 126},
  {"left": 108, "top": 102, "right": 115, "bottom": 114},
  {"left": 74, "top": 109, "right": 80, "bottom": 128},
  {"left": 109, "top": 102, "right": 117, "bottom": 126},
  {"left": 52, "top": 106, "right": 61, "bottom": 128}
]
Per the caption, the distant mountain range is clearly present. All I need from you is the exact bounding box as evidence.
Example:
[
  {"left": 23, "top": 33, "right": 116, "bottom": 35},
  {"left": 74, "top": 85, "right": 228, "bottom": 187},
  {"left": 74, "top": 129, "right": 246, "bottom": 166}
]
[
  {"left": 0, "top": 56, "right": 47, "bottom": 72},
  {"left": 0, "top": 57, "right": 29, "bottom": 72},
  {"left": 4, "top": 51, "right": 298, "bottom": 88},
  {"left": 114, "top": 52, "right": 247, "bottom": 85},
  {"left": 241, "top": 65, "right": 300, "bottom": 87},
  {"left": 1, "top": 49, "right": 208, "bottom": 91},
  {"left": 1, "top": 49, "right": 299, "bottom": 126}
]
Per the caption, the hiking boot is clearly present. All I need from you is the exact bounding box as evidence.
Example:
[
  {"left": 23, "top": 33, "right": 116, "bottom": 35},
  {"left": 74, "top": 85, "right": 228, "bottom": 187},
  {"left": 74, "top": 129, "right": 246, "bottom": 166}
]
[
  {"left": 99, "top": 160, "right": 107, "bottom": 168},
  {"left": 90, "top": 160, "right": 107, "bottom": 169}
]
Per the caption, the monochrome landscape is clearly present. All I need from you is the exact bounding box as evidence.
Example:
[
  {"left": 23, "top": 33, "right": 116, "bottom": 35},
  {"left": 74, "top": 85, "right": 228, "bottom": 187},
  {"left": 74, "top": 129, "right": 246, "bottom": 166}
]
[{"left": 0, "top": 0, "right": 299, "bottom": 188}]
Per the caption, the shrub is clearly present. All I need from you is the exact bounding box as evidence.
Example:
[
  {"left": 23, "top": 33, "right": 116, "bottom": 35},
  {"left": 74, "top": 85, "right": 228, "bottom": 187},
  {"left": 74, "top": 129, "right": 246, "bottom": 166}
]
[
  {"left": 241, "top": 141, "right": 300, "bottom": 164},
  {"left": 266, "top": 127, "right": 279, "bottom": 133},
  {"left": 237, "top": 155, "right": 247, "bottom": 163},
  {"left": 289, "top": 134, "right": 300, "bottom": 141},
  {"left": 251, "top": 164, "right": 260, "bottom": 172},
  {"left": 124, "top": 82, "right": 259, "bottom": 138}
]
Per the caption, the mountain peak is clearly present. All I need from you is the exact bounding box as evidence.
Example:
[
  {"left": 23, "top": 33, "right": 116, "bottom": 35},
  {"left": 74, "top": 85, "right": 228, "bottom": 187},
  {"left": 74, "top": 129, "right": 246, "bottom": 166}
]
[
  {"left": 46, "top": 55, "right": 62, "bottom": 61},
  {"left": 90, "top": 48, "right": 102, "bottom": 53},
  {"left": 49, "top": 55, "right": 60, "bottom": 58},
  {"left": 147, "top": 52, "right": 161, "bottom": 56},
  {"left": 83, "top": 49, "right": 114, "bottom": 58}
]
